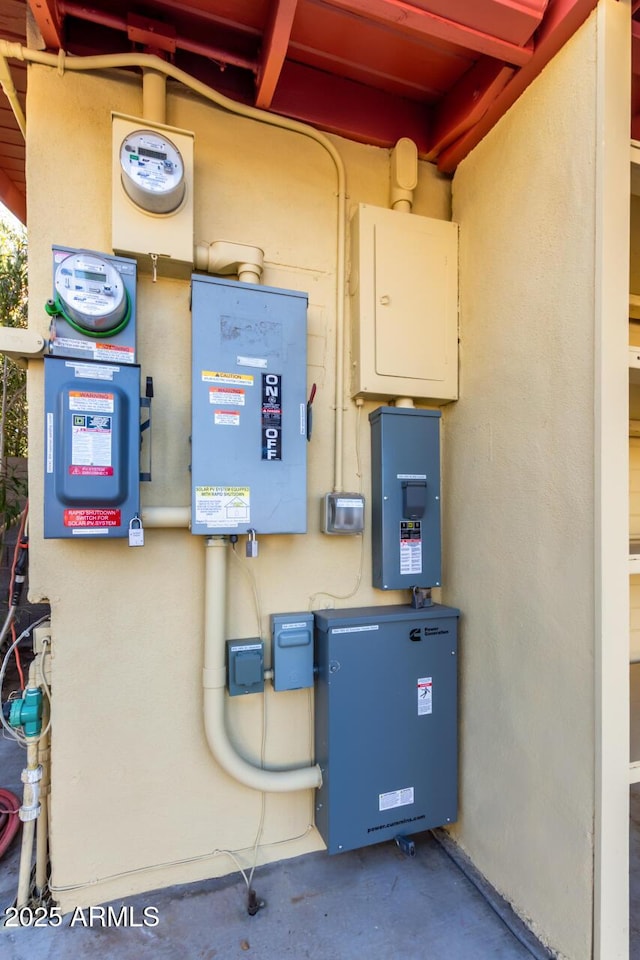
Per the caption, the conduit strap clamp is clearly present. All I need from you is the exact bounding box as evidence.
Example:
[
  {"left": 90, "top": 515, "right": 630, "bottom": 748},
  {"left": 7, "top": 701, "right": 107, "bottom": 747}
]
[{"left": 21, "top": 765, "right": 43, "bottom": 785}]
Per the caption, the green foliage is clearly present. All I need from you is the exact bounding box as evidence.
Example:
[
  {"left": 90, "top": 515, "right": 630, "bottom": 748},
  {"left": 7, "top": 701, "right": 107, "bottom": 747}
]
[{"left": 0, "top": 217, "right": 28, "bottom": 532}]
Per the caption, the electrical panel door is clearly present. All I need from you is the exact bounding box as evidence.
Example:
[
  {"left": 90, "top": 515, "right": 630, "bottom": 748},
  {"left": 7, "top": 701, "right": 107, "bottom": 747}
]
[
  {"left": 44, "top": 356, "right": 140, "bottom": 539},
  {"left": 314, "top": 603, "right": 459, "bottom": 854},
  {"left": 191, "top": 276, "right": 308, "bottom": 535}
]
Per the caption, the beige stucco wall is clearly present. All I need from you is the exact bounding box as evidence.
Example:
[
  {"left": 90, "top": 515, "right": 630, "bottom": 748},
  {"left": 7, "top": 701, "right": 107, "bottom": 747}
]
[
  {"left": 25, "top": 65, "right": 451, "bottom": 910},
  {"left": 446, "top": 15, "right": 598, "bottom": 960}
]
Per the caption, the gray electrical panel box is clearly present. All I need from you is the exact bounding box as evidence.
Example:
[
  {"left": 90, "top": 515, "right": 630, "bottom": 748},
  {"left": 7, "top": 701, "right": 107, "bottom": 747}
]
[
  {"left": 191, "top": 276, "right": 308, "bottom": 535},
  {"left": 369, "top": 407, "right": 441, "bottom": 590},
  {"left": 43, "top": 355, "right": 140, "bottom": 539},
  {"left": 227, "top": 639, "right": 264, "bottom": 696},
  {"left": 271, "top": 612, "right": 314, "bottom": 691},
  {"left": 314, "top": 603, "right": 458, "bottom": 854}
]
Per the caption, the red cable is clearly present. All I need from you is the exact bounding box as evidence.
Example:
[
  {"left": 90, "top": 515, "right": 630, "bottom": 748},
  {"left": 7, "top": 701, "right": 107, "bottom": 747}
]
[{"left": 0, "top": 787, "right": 21, "bottom": 859}]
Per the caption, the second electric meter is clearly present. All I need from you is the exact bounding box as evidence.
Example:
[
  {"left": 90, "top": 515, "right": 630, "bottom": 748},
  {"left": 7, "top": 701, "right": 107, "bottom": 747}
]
[
  {"left": 53, "top": 251, "right": 128, "bottom": 334},
  {"left": 47, "top": 246, "right": 137, "bottom": 364},
  {"left": 119, "top": 128, "right": 186, "bottom": 214}
]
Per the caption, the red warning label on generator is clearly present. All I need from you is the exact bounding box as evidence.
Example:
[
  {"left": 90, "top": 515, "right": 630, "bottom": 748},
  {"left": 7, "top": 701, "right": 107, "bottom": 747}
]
[{"left": 63, "top": 509, "right": 121, "bottom": 528}]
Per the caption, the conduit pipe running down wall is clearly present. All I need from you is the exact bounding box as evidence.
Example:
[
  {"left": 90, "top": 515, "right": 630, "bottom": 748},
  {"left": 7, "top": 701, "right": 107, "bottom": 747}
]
[
  {"left": 203, "top": 538, "right": 322, "bottom": 792},
  {"left": 0, "top": 41, "right": 348, "bottom": 492},
  {"left": 390, "top": 138, "right": 418, "bottom": 410}
]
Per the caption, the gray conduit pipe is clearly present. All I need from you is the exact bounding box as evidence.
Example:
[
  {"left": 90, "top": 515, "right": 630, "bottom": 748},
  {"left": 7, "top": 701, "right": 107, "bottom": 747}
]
[{"left": 0, "top": 42, "right": 347, "bottom": 493}]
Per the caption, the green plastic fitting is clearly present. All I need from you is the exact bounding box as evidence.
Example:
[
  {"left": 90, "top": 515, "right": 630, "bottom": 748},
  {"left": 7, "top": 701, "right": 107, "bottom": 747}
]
[{"left": 9, "top": 687, "right": 43, "bottom": 737}]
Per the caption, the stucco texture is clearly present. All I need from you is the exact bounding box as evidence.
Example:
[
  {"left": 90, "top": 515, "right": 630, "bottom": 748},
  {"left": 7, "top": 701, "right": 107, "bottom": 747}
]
[
  {"left": 25, "top": 64, "right": 452, "bottom": 910},
  {"left": 446, "top": 14, "right": 598, "bottom": 960}
]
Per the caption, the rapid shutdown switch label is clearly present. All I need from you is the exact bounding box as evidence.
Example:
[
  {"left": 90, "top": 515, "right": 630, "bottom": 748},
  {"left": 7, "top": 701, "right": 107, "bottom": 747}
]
[{"left": 262, "top": 374, "right": 282, "bottom": 461}]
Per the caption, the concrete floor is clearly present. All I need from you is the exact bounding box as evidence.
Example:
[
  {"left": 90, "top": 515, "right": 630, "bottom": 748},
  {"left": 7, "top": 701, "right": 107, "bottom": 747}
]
[{"left": 0, "top": 728, "right": 552, "bottom": 960}]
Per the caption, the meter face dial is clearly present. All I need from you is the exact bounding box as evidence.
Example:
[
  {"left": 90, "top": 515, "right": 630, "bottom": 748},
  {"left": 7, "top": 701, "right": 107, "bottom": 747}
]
[
  {"left": 120, "top": 129, "right": 186, "bottom": 214},
  {"left": 54, "top": 253, "right": 128, "bottom": 333}
]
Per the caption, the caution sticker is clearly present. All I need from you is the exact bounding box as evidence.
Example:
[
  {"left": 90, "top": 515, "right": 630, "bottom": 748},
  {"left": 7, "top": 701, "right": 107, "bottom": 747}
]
[
  {"left": 202, "top": 371, "right": 254, "bottom": 387},
  {"left": 195, "top": 486, "right": 250, "bottom": 527}
]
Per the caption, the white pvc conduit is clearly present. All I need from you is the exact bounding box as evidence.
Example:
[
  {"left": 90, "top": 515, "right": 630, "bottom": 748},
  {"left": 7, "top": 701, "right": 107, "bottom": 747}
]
[
  {"left": 0, "top": 42, "right": 348, "bottom": 492},
  {"left": 203, "top": 537, "right": 322, "bottom": 792}
]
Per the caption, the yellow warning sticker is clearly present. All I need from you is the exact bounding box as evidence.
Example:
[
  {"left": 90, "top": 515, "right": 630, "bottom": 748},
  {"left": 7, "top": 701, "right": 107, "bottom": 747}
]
[
  {"left": 202, "top": 371, "right": 254, "bottom": 386},
  {"left": 195, "top": 486, "right": 250, "bottom": 527}
]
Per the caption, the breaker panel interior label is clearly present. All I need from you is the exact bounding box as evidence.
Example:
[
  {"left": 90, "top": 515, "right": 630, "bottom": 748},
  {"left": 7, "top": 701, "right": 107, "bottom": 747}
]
[
  {"left": 417, "top": 677, "right": 433, "bottom": 715},
  {"left": 379, "top": 787, "right": 415, "bottom": 812},
  {"left": 195, "top": 486, "right": 250, "bottom": 527},
  {"left": 262, "top": 373, "right": 282, "bottom": 461},
  {"left": 400, "top": 521, "right": 422, "bottom": 576}
]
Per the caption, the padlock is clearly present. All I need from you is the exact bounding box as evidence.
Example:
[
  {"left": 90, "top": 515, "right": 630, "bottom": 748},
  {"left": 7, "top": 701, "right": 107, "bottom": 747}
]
[
  {"left": 128, "top": 515, "right": 145, "bottom": 547},
  {"left": 246, "top": 529, "right": 258, "bottom": 559}
]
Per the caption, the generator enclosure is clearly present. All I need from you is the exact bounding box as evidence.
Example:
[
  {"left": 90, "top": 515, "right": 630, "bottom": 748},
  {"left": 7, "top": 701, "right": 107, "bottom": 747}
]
[
  {"left": 369, "top": 406, "right": 441, "bottom": 590},
  {"left": 314, "top": 603, "right": 458, "bottom": 854},
  {"left": 191, "top": 276, "right": 308, "bottom": 535},
  {"left": 48, "top": 246, "right": 137, "bottom": 364},
  {"left": 44, "top": 355, "right": 141, "bottom": 539}
]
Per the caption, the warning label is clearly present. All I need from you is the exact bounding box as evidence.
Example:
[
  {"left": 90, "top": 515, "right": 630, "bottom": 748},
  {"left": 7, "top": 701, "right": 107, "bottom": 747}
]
[
  {"left": 400, "top": 520, "right": 422, "bottom": 576},
  {"left": 69, "top": 391, "right": 114, "bottom": 414},
  {"left": 71, "top": 414, "right": 112, "bottom": 469},
  {"left": 213, "top": 409, "right": 240, "bottom": 426},
  {"left": 379, "top": 787, "right": 415, "bottom": 812},
  {"left": 195, "top": 486, "right": 250, "bottom": 527},
  {"left": 64, "top": 509, "right": 121, "bottom": 528},
  {"left": 209, "top": 387, "right": 245, "bottom": 406},
  {"left": 417, "top": 677, "right": 433, "bottom": 716},
  {"left": 202, "top": 371, "right": 254, "bottom": 387}
]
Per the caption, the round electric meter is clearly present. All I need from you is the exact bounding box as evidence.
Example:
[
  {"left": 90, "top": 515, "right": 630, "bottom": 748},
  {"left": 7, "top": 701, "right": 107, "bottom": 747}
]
[
  {"left": 119, "top": 129, "right": 186, "bottom": 214},
  {"left": 53, "top": 252, "right": 129, "bottom": 335}
]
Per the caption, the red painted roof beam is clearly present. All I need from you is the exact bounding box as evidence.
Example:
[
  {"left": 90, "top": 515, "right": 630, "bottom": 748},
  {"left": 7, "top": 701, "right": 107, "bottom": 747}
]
[
  {"left": 27, "top": 0, "right": 63, "bottom": 49},
  {"left": 256, "top": 0, "right": 299, "bottom": 108},
  {"left": 319, "top": 0, "right": 536, "bottom": 67},
  {"left": 438, "top": 0, "right": 598, "bottom": 172}
]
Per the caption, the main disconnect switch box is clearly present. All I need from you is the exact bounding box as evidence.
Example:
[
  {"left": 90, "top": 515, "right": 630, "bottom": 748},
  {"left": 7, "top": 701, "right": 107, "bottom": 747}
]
[
  {"left": 43, "top": 355, "right": 141, "bottom": 539},
  {"left": 314, "top": 603, "right": 458, "bottom": 854},
  {"left": 191, "top": 276, "right": 308, "bottom": 535}
]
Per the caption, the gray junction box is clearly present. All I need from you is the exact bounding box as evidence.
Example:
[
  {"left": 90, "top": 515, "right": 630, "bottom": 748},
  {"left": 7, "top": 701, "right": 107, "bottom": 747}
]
[
  {"left": 191, "top": 276, "right": 308, "bottom": 535},
  {"left": 369, "top": 406, "right": 441, "bottom": 590},
  {"left": 314, "top": 603, "right": 458, "bottom": 854}
]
